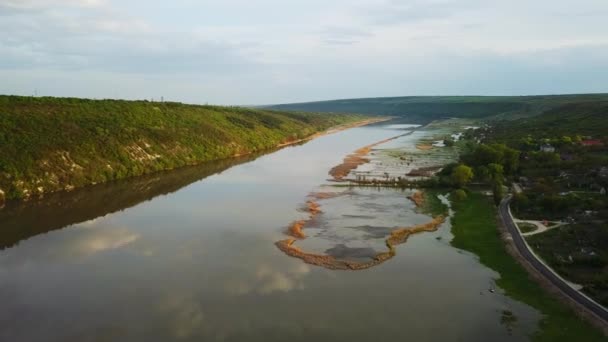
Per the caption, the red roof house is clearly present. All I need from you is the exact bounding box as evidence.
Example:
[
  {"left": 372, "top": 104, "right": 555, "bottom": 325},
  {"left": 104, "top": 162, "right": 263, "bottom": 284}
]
[{"left": 581, "top": 139, "right": 604, "bottom": 147}]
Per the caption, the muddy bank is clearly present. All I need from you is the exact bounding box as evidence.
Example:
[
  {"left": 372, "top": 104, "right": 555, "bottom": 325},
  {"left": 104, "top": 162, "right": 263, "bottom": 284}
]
[
  {"left": 407, "top": 190, "right": 425, "bottom": 207},
  {"left": 286, "top": 200, "right": 322, "bottom": 239},
  {"left": 276, "top": 189, "right": 445, "bottom": 271},
  {"left": 328, "top": 133, "right": 410, "bottom": 181},
  {"left": 416, "top": 143, "right": 434, "bottom": 151}
]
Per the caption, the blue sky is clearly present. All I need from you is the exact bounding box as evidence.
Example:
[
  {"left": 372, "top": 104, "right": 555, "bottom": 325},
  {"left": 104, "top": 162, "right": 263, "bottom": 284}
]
[{"left": 1, "top": 0, "right": 607, "bottom": 105}]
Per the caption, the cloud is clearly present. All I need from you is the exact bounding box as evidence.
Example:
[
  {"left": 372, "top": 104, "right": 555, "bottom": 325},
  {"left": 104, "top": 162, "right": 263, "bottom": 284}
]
[
  {"left": 226, "top": 263, "right": 311, "bottom": 295},
  {"left": 158, "top": 294, "right": 206, "bottom": 339},
  {"left": 0, "top": 221, "right": 139, "bottom": 266},
  {"left": 0, "top": 1, "right": 257, "bottom": 75},
  {"left": 320, "top": 26, "right": 374, "bottom": 45},
  {"left": 1, "top": 0, "right": 607, "bottom": 104},
  {"left": 355, "top": 0, "right": 481, "bottom": 26},
  {"left": 0, "top": 0, "right": 105, "bottom": 11}
]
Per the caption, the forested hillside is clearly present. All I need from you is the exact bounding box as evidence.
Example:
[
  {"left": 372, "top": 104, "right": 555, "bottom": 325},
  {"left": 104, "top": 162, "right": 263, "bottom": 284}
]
[
  {"left": 268, "top": 94, "right": 608, "bottom": 123},
  {"left": 489, "top": 101, "right": 608, "bottom": 143},
  {"left": 0, "top": 96, "right": 364, "bottom": 201}
]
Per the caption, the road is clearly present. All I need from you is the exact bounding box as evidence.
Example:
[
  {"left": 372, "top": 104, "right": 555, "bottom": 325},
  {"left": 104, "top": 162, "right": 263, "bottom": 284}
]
[{"left": 499, "top": 195, "right": 608, "bottom": 324}]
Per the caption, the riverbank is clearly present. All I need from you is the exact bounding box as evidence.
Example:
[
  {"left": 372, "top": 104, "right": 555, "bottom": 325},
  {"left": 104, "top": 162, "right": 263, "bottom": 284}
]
[
  {"left": 276, "top": 117, "right": 391, "bottom": 148},
  {"left": 328, "top": 132, "right": 410, "bottom": 181},
  {"left": 450, "top": 193, "right": 605, "bottom": 341},
  {"left": 0, "top": 95, "right": 370, "bottom": 202}
]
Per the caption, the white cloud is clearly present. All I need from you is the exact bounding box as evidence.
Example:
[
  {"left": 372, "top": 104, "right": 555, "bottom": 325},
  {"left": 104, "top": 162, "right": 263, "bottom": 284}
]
[
  {"left": 0, "top": 0, "right": 105, "bottom": 11},
  {"left": 0, "top": 222, "right": 139, "bottom": 266},
  {"left": 226, "top": 263, "right": 311, "bottom": 295},
  {"left": 1, "top": 0, "right": 607, "bottom": 104}
]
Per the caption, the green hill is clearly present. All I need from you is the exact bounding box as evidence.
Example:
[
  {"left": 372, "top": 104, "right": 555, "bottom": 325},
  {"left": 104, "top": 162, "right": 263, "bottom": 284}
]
[
  {"left": 0, "top": 95, "right": 364, "bottom": 201},
  {"left": 267, "top": 94, "right": 608, "bottom": 123},
  {"left": 489, "top": 101, "right": 608, "bottom": 143}
]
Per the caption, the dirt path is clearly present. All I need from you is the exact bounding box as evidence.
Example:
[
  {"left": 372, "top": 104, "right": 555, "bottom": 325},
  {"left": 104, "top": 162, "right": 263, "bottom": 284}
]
[{"left": 513, "top": 219, "right": 566, "bottom": 236}]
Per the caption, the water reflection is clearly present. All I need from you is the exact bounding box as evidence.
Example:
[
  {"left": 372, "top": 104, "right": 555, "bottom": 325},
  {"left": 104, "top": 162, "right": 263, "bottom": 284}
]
[
  {"left": 0, "top": 124, "right": 541, "bottom": 341},
  {"left": 0, "top": 154, "right": 259, "bottom": 250}
]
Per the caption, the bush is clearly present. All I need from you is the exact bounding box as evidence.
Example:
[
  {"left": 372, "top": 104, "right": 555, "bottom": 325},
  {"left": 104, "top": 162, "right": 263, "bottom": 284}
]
[{"left": 452, "top": 189, "right": 468, "bottom": 201}]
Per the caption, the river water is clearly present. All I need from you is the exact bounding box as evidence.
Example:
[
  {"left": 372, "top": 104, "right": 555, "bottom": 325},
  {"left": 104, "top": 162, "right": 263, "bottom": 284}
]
[{"left": 0, "top": 122, "right": 539, "bottom": 341}]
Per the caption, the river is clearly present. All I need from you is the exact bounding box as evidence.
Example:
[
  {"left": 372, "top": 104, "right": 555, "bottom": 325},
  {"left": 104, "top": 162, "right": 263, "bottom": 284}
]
[{"left": 0, "top": 121, "right": 540, "bottom": 341}]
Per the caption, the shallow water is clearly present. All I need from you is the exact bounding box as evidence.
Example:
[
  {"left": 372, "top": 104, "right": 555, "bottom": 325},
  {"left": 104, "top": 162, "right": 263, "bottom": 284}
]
[{"left": 0, "top": 123, "right": 539, "bottom": 341}]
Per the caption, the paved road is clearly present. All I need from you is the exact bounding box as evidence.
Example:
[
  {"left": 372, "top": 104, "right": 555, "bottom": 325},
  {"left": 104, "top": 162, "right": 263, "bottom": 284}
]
[{"left": 499, "top": 195, "right": 608, "bottom": 324}]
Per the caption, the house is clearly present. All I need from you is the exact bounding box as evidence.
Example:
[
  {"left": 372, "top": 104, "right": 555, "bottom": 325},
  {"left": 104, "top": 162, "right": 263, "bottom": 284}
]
[
  {"left": 540, "top": 144, "right": 555, "bottom": 153},
  {"left": 581, "top": 139, "right": 604, "bottom": 147}
]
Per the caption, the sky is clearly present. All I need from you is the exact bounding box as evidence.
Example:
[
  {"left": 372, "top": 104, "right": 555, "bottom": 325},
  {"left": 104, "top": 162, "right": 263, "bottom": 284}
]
[{"left": 1, "top": 0, "right": 607, "bottom": 105}]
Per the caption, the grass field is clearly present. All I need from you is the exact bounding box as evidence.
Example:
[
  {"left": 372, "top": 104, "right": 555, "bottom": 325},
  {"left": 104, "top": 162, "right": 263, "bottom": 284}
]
[
  {"left": 518, "top": 222, "right": 539, "bottom": 233},
  {"left": 527, "top": 223, "right": 608, "bottom": 308},
  {"left": 450, "top": 193, "right": 605, "bottom": 341}
]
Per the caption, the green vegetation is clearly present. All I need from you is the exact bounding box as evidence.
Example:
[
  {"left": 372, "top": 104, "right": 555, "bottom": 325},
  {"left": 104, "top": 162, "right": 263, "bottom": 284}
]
[
  {"left": 450, "top": 164, "right": 474, "bottom": 188},
  {"left": 451, "top": 189, "right": 468, "bottom": 201},
  {"left": 443, "top": 137, "right": 455, "bottom": 147},
  {"left": 0, "top": 95, "right": 365, "bottom": 200},
  {"left": 451, "top": 193, "right": 605, "bottom": 342},
  {"left": 490, "top": 101, "right": 608, "bottom": 142},
  {"left": 268, "top": 94, "right": 608, "bottom": 123},
  {"left": 459, "top": 100, "right": 608, "bottom": 306},
  {"left": 517, "top": 222, "right": 538, "bottom": 233},
  {"left": 441, "top": 101, "right": 608, "bottom": 336},
  {"left": 528, "top": 223, "right": 608, "bottom": 307},
  {"left": 420, "top": 189, "right": 449, "bottom": 217},
  {"left": 433, "top": 141, "right": 518, "bottom": 204}
]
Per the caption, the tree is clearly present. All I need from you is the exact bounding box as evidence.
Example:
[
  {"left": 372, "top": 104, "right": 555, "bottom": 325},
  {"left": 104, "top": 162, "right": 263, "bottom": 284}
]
[
  {"left": 512, "top": 192, "right": 529, "bottom": 212},
  {"left": 444, "top": 137, "right": 455, "bottom": 147},
  {"left": 493, "top": 182, "right": 505, "bottom": 205},
  {"left": 470, "top": 144, "right": 503, "bottom": 166},
  {"left": 518, "top": 137, "right": 535, "bottom": 151},
  {"left": 488, "top": 163, "right": 504, "bottom": 183},
  {"left": 475, "top": 165, "right": 490, "bottom": 182},
  {"left": 452, "top": 189, "right": 468, "bottom": 201},
  {"left": 451, "top": 164, "right": 474, "bottom": 188},
  {"left": 502, "top": 147, "right": 520, "bottom": 174}
]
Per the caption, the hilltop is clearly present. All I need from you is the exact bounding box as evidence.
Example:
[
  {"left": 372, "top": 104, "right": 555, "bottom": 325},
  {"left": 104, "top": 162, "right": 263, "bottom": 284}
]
[
  {"left": 267, "top": 94, "right": 608, "bottom": 123},
  {"left": 490, "top": 100, "right": 608, "bottom": 141}
]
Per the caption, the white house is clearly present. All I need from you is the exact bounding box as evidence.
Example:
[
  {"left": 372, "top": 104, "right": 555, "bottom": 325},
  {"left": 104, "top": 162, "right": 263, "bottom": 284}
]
[{"left": 540, "top": 144, "right": 555, "bottom": 153}]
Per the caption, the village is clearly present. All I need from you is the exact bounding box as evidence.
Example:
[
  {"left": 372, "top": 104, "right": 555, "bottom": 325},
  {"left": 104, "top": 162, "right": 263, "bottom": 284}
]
[{"left": 471, "top": 126, "right": 608, "bottom": 307}]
